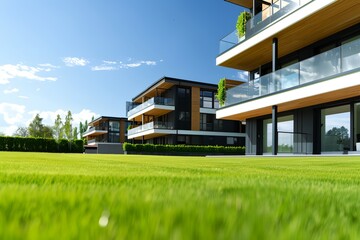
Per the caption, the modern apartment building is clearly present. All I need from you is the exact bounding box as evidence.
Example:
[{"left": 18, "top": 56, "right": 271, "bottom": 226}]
[
  {"left": 82, "top": 116, "right": 129, "bottom": 154},
  {"left": 126, "top": 76, "right": 246, "bottom": 145},
  {"left": 216, "top": 0, "right": 360, "bottom": 155}
]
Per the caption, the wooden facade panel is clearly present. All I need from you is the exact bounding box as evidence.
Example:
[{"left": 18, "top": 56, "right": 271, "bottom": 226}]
[{"left": 191, "top": 87, "right": 200, "bottom": 131}]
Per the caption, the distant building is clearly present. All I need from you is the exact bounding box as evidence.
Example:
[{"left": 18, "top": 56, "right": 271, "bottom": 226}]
[
  {"left": 216, "top": 0, "right": 360, "bottom": 154},
  {"left": 82, "top": 116, "right": 130, "bottom": 154},
  {"left": 126, "top": 76, "right": 246, "bottom": 145}
]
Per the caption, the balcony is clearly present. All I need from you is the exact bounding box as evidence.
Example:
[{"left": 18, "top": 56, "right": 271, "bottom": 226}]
[
  {"left": 217, "top": 0, "right": 360, "bottom": 71},
  {"left": 82, "top": 126, "right": 107, "bottom": 137},
  {"left": 217, "top": 37, "right": 360, "bottom": 120},
  {"left": 220, "top": 0, "right": 312, "bottom": 54},
  {"left": 127, "top": 97, "right": 175, "bottom": 121},
  {"left": 127, "top": 121, "right": 176, "bottom": 140}
]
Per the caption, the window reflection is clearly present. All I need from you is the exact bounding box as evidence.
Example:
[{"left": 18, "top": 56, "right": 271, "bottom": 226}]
[{"left": 321, "top": 105, "right": 350, "bottom": 152}]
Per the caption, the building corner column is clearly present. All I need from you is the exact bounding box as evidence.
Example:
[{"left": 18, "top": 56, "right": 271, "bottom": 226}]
[{"left": 272, "top": 105, "right": 278, "bottom": 155}]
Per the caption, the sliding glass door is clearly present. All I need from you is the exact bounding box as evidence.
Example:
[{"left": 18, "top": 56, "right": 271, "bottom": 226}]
[
  {"left": 355, "top": 103, "right": 360, "bottom": 151},
  {"left": 321, "top": 105, "right": 351, "bottom": 152}
]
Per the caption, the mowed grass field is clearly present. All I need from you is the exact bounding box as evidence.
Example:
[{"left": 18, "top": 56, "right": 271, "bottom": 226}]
[{"left": 1, "top": 152, "right": 360, "bottom": 239}]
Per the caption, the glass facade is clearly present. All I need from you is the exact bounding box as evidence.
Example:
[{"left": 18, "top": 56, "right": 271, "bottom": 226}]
[
  {"left": 355, "top": 103, "right": 360, "bottom": 151},
  {"left": 176, "top": 87, "right": 191, "bottom": 130},
  {"left": 263, "top": 115, "right": 294, "bottom": 154},
  {"left": 224, "top": 37, "right": 360, "bottom": 107},
  {"left": 321, "top": 105, "right": 351, "bottom": 152},
  {"left": 200, "top": 90, "right": 219, "bottom": 109}
]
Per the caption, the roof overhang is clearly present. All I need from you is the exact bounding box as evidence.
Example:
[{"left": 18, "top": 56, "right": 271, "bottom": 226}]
[
  {"left": 132, "top": 77, "right": 218, "bottom": 103},
  {"left": 217, "top": 0, "right": 360, "bottom": 71},
  {"left": 225, "top": 0, "right": 252, "bottom": 8}
]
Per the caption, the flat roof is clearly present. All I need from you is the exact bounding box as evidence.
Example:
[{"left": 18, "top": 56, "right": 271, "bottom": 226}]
[
  {"left": 89, "top": 116, "right": 127, "bottom": 126},
  {"left": 132, "top": 76, "right": 219, "bottom": 102}
]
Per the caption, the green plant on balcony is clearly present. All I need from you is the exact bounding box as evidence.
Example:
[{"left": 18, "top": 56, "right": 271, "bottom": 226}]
[
  {"left": 236, "top": 11, "right": 251, "bottom": 40},
  {"left": 216, "top": 78, "right": 226, "bottom": 107}
]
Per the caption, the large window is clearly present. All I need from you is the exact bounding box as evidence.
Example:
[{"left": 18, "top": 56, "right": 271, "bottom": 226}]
[
  {"left": 263, "top": 115, "right": 294, "bottom": 154},
  {"left": 176, "top": 87, "right": 191, "bottom": 130},
  {"left": 200, "top": 90, "right": 214, "bottom": 108},
  {"left": 200, "top": 114, "right": 213, "bottom": 131},
  {"left": 108, "top": 132, "right": 120, "bottom": 143},
  {"left": 200, "top": 90, "right": 220, "bottom": 109},
  {"left": 321, "top": 105, "right": 351, "bottom": 152},
  {"left": 355, "top": 103, "right": 360, "bottom": 151},
  {"left": 109, "top": 121, "right": 120, "bottom": 132}
]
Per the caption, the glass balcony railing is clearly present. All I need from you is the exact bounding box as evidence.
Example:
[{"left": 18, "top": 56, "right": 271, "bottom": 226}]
[
  {"left": 127, "top": 97, "right": 174, "bottom": 117},
  {"left": 82, "top": 126, "right": 107, "bottom": 136},
  {"left": 128, "top": 121, "right": 174, "bottom": 136},
  {"left": 224, "top": 37, "right": 360, "bottom": 106},
  {"left": 219, "top": 0, "right": 313, "bottom": 54}
]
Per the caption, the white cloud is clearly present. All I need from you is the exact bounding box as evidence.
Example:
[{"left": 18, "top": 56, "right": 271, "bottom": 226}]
[
  {"left": 38, "top": 63, "right": 59, "bottom": 68},
  {"left": 103, "top": 60, "right": 117, "bottom": 65},
  {"left": 0, "top": 103, "right": 26, "bottom": 125},
  {"left": 0, "top": 64, "right": 57, "bottom": 85},
  {"left": 18, "top": 96, "right": 29, "bottom": 99},
  {"left": 36, "top": 88, "right": 41, "bottom": 92},
  {"left": 3, "top": 88, "right": 19, "bottom": 94},
  {"left": 38, "top": 63, "right": 59, "bottom": 72},
  {"left": 92, "top": 59, "right": 159, "bottom": 71},
  {"left": 237, "top": 71, "right": 249, "bottom": 81},
  {"left": 27, "top": 109, "right": 99, "bottom": 129},
  {"left": 63, "top": 57, "right": 89, "bottom": 67},
  {"left": 0, "top": 125, "right": 18, "bottom": 136},
  {"left": 0, "top": 106, "right": 99, "bottom": 136},
  {"left": 119, "top": 60, "right": 157, "bottom": 69},
  {"left": 91, "top": 65, "right": 117, "bottom": 71}
]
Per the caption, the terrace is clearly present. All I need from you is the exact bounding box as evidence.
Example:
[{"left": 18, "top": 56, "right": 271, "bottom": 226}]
[{"left": 127, "top": 97, "right": 175, "bottom": 121}]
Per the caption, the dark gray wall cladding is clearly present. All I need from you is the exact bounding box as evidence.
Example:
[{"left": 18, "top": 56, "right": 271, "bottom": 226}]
[
  {"left": 294, "top": 108, "right": 314, "bottom": 154},
  {"left": 98, "top": 144, "right": 124, "bottom": 154},
  {"left": 246, "top": 118, "right": 257, "bottom": 155}
]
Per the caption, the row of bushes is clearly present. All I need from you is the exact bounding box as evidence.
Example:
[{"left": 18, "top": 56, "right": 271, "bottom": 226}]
[
  {"left": 0, "top": 136, "right": 84, "bottom": 153},
  {"left": 123, "top": 143, "right": 245, "bottom": 155}
]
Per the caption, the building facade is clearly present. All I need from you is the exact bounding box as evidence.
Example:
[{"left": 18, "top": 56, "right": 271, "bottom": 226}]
[
  {"left": 127, "top": 77, "right": 246, "bottom": 145},
  {"left": 82, "top": 116, "right": 130, "bottom": 154},
  {"left": 216, "top": 0, "right": 360, "bottom": 155}
]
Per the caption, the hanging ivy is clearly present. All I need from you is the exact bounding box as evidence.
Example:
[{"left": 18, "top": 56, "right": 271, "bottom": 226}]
[
  {"left": 236, "top": 11, "right": 251, "bottom": 39},
  {"left": 216, "top": 78, "right": 226, "bottom": 107}
]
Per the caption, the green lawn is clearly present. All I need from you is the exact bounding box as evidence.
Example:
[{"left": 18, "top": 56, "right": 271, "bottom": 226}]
[{"left": 1, "top": 152, "right": 360, "bottom": 239}]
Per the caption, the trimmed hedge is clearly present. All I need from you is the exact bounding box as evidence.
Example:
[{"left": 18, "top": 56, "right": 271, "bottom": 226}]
[
  {"left": 123, "top": 143, "right": 245, "bottom": 155},
  {"left": 0, "top": 136, "right": 84, "bottom": 153}
]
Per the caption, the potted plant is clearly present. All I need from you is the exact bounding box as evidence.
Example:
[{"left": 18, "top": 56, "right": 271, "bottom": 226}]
[
  {"left": 216, "top": 78, "right": 226, "bottom": 107},
  {"left": 236, "top": 11, "right": 251, "bottom": 42}
]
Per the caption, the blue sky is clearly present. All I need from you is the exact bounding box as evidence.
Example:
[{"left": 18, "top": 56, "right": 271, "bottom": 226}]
[{"left": 0, "top": 0, "right": 245, "bottom": 135}]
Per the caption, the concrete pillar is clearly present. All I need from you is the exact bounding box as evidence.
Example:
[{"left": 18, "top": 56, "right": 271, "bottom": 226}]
[
  {"left": 272, "top": 38, "right": 278, "bottom": 73},
  {"left": 272, "top": 105, "right": 278, "bottom": 155}
]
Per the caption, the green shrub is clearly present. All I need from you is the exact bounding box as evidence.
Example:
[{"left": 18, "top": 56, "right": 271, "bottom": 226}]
[
  {"left": 236, "top": 11, "right": 251, "bottom": 38},
  {"left": 123, "top": 143, "right": 245, "bottom": 155},
  {"left": 0, "top": 136, "right": 84, "bottom": 153}
]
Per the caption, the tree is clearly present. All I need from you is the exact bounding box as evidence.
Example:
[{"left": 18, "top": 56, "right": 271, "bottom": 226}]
[
  {"left": 28, "top": 114, "right": 45, "bottom": 138},
  {"left": 13, "top": 127, "right": 29, "bottom": 137},
  {"left": 42, "top": 126, "right": 54, "bottom": 139},
  {"left": 53, "top": 114, "right": 64, "bottom": 140},
  {"left": 79, "top": 120, "right": 89, "bottom": 139},
  {"left": 63, "top": 111, "right": 73, "bottom": 140},
  {"left": 28, "top": 114, "right": 54, "bottom": 138},
  {"left": 326, "top": 126, "right": 350, "bottom": 146},
  {"left": 73, "top": 127, "right": 79, "bottom": 140}
]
